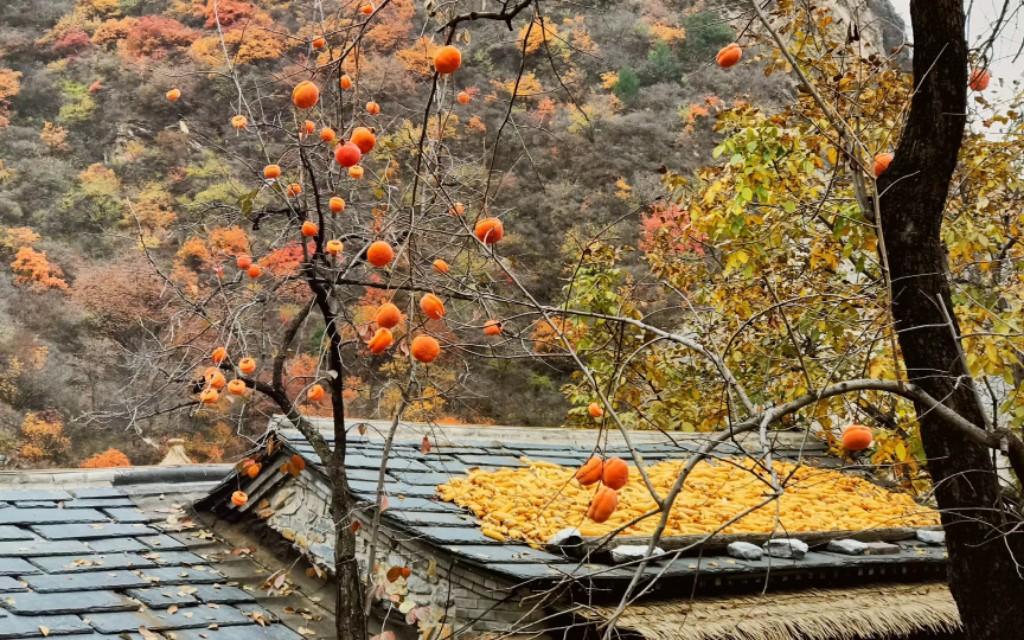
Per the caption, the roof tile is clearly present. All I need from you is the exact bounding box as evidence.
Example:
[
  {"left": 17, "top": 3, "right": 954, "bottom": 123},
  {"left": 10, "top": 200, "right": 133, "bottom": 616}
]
[
  {"left": 0, "top": 613, "right": 92, "bottom": 638},
  {"left": 0, "top": 539, "right": 92, "bottom": 557},
  {"left": 2, "top": 589, "right": 137, "bottom": 615},
  {"left": 0, "top": 557, "right": 41, "bottom": 576},
  {"left": 169, "top": 624, "right": 305, "bottom": 640},
  {"left": 31, "top": 523, "right": 159, "bottom": 540},
  {"left": 27, "top": 553, "right": 157, "bottom": 573},
  {"left": 85, "top": 605, "right": 252, "bottom": 633},
  {"left": 0, "top": 525, "right": 35, "bottom": 541},
  {"left": 0, "top": 489, "right": 72, "bottom": 502},
  {"left": 86, "top": 538, "right": 149, "bottom": 553},
  {"left": 0, "top": 508, "right": 107, "bottom": 526}
]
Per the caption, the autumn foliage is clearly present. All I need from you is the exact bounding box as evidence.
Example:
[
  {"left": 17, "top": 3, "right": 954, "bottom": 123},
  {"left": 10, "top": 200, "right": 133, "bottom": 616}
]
[{"left": 80, "top": 448, "right": 132, "bottom": 468}]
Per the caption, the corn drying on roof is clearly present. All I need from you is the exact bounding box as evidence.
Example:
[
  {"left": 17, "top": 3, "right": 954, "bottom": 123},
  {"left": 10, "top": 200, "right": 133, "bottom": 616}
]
[{"left": 436, "top": 458, "right": 939, "bottom": 545}]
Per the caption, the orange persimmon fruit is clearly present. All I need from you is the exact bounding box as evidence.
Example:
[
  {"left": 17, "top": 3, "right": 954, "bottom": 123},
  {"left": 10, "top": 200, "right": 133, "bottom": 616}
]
[
  {"left": 238, "top": 357, "right": 257, "bottom": 375},
  {"left": 842, "top": 424, "right": 873, "bottom": 451},
  {"left": 483, "top": 320, "right": 502, "bottom": 336},
  {"left": 716, "top": 43, "right": 742, "bottom": 69},
  {"left": 410, "top": 335, "right": 441, "bottom": 363},
  {"left": 969, "top": 68, "right": 991, "bottom": 91},
  {"left": 350, "top": 127, "right": 376, "bottom": 154},
  {"left": 873, "top": 152, "right": 894, "bottom": 178},
  {"left": 368, "top": 327, "right": 394, "bottom": 354},
  {"left": 587, "top": 486, "right": 618, "bottom": 523},
  {"left": 307, "top": 384, "right": 325, "bottom": 403},
  {"left": 291, "top": 81, "right": 320, "bottom": 110},
  {"left": 419, "top": 293, "right": 445, "bottom": 320},
  {"left": 602, "top": 457, "right": 629, "bottom": 490},
  {"left": 374, "top": 303, "right": 402, "bottom": 329},
  {"left": 575, "top": 456, "right": 603, "bottom": 486},
  {"left": 335, "top": 142, "right": 362, "bottom": 167},
  {"left": 366, "top": 241, "right": 394, "bottom": 267},
  {"left": 474, "top": 217, "right": 504, "bottom": 244},
  {"left": 433, "top": 45, "right": 462, "bottom": 75}
]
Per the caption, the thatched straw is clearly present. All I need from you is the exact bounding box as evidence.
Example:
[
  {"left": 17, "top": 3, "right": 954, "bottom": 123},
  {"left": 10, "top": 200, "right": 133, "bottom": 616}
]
[{"left": 588, "top": 583, "right": 960, "bottom": 640}]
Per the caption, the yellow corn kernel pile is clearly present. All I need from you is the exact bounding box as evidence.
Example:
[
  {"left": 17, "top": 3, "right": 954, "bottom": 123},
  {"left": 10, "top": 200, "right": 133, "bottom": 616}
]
[{"left": 436, "top": 458, "right": 939, "bottom": 545}]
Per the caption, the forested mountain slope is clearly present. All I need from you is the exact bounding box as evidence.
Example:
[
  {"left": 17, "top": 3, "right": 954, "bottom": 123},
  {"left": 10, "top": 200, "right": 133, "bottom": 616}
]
[{"left": 0, "top": 0, "right": 904, "bottom": 466}]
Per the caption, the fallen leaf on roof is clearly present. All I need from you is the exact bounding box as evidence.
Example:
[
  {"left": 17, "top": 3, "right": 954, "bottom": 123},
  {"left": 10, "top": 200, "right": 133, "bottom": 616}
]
[
  {"left": 298, "top": 627, "right": 317, "bottom": 636},
  {"left": 38, "top": 626, "right": 50, "bottom": 637},
  {"left": 138, "top": 627, "right": 161, "bottom": 640}
]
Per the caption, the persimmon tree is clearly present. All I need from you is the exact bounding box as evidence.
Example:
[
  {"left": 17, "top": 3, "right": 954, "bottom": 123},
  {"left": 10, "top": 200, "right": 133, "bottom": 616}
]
[
  {"left": 542, "top": 2, "right": 1024, "bottom": 638},
  {"left": 125, "top": 2, "right": 552, "bottom": 638},
  {"left": 118, "top": 1, "right": 1024, "bottom": 639}
]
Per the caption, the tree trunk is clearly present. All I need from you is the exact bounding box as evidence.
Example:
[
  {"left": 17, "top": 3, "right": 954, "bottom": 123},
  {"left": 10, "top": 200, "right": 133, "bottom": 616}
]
[
  {"left": 878, "top": 2, "right": 1024, "bottom": 638},
  {"left": 332, "top": 482, "right": 367, "bottom": 640}
]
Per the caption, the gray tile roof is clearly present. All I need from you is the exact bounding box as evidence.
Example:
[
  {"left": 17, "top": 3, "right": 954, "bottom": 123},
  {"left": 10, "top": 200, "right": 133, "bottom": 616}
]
[
  {"left": 0, "top": 483, "right": 304, "bottom": 640},
  {"left": 200, "top": 424, "right": 949, "bottom": 595}
]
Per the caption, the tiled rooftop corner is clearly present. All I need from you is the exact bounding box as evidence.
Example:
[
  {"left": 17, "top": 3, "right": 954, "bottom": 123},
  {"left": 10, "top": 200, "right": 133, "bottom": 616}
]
[
  {"left": 0, "top": 466, "right": 323, "bottom": 640},
  {"left": 198, "top": 422, "right": 953, "bottom": 637}
]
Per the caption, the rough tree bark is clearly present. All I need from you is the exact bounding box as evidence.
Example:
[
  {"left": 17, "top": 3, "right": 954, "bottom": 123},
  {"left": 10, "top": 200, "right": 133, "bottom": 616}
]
[{"left": 877, "top": 2, "right": 1024, "bottom": 638}]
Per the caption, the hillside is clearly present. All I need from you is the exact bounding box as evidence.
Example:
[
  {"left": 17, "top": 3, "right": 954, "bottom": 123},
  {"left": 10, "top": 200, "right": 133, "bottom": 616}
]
[{"left": 0, "top": 0, "right": 904, "bottom": 466}]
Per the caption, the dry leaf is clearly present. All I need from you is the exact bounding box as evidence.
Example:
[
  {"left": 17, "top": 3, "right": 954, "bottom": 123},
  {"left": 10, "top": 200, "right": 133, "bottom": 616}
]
[{"left": 138, "top": 627, "right": 161, "bottom": 640}]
